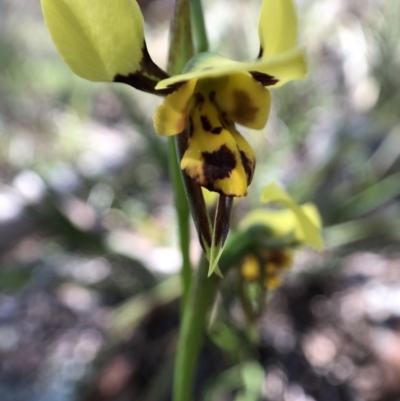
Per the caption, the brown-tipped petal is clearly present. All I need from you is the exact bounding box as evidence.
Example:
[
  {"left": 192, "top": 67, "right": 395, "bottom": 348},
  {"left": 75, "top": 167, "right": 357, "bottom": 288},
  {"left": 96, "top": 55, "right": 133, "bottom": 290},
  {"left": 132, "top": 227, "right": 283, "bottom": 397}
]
[{"left": 181, "top": 98, "right": 253, "bottom": 197}]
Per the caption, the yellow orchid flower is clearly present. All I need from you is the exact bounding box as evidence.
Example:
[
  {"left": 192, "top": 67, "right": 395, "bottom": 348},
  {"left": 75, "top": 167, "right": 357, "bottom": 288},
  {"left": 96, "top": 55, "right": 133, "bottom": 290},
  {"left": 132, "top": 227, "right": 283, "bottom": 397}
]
[
  {"left": 41, "top": 0, "right": 307, "bottom": 196},
  {"left": 240, "top": 182, "right": 323, "bottom": 249},
  {"left": 239, "top": 182, "right": 323, "bottom": 288}
]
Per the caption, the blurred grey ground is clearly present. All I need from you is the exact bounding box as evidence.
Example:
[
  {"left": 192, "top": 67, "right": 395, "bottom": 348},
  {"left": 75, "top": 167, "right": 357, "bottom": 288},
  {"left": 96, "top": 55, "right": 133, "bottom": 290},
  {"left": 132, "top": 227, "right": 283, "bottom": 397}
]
[{"left": 1, "top": 0, "right": 400, "bottom": 400}]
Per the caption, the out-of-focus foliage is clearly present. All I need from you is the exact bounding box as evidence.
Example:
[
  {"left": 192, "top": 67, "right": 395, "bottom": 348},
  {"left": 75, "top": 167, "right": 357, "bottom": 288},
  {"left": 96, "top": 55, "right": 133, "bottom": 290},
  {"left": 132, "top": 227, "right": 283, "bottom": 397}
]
[{"left": 1, "top": 0, "right": 400, "bottom": 400}]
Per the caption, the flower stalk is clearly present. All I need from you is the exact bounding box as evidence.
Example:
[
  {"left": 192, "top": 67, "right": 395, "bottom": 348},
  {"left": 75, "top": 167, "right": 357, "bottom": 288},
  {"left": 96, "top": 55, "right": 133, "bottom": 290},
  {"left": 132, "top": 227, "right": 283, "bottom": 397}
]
[
  {"left": 167, "top": 137, "right": 192, "bottom": 311},
  {"left": 173, "top": 255, "right": 220, "bottom": 401}
]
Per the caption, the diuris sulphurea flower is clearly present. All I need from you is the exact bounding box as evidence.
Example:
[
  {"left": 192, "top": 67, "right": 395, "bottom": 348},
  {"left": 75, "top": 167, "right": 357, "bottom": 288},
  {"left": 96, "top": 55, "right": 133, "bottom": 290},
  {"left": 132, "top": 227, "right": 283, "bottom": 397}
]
[
  {"left": 239, "top": 182, "right": 324, "bottom": 289},
  {"left": 41, "top": 0, "right": 307, "bottom": 196}
]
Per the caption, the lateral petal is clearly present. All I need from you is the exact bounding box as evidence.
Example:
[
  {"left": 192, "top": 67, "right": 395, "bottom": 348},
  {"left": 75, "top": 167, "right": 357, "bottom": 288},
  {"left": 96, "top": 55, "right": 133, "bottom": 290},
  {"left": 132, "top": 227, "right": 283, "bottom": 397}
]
[
  {"left": 214, "top": 73, "right": 271, "bottom": 130},
  {"left": 153, "top": 80, "right": 197, "bottom": 136}
]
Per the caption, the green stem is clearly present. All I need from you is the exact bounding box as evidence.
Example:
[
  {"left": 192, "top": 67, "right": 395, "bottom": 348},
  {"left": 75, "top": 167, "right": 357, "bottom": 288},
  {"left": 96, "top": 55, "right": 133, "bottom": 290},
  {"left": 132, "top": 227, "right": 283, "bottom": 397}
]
[
  {"left": 166, "top": 0, "right": 194, "bottom": 312},
  {"left": 168, "top": 137, "right": 192, "bottom": 312},
  {"left": 173, "top": 255, "right": 220, "bottom": 401},
  {"left": 190, "top": 0, "right": 209, "bottom": 53}
]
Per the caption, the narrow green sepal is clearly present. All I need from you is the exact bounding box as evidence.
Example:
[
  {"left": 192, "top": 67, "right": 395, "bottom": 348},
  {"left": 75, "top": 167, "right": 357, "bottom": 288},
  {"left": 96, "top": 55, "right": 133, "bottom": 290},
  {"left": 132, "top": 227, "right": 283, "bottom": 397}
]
[
  {"left": 174, "top": 130, "right": 213, "bottom": 255},
  {"left": 208, "top": 195, "right": 233, "bottom": 277},
  {"left": 208, "top": 246, "right": 224, "bottom": 277}
]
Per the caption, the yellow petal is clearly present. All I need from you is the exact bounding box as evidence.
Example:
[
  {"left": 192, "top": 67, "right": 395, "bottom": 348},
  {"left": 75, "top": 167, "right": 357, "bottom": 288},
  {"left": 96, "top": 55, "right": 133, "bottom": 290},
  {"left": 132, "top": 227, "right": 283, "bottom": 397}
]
[
  {"left": 153, "top": 80, "right": 197, "bottom": 136},
  {"left": 180, "top": 99, "right": 253, "bottom": 197},
  {"left": 260, "top": 182, "right": 323, "bottom": 249},
  {"left": 229, "top": 127, "right": 256, "bottom": 186},
  {"left": 214, "top": 73, "right": 271, "bottom": 130},
  {"left": 202, "top": 187, "right": 218, "bottom": 206},
  {"left": 155, "top": 49, "right": 307, "bottom": 91},
  {"left": 239, "top": 208, "right": 304, "bottom": 238},
  {"left": 41, "top": 0, "right": 167, "bottom": 91},
  {"left": 258, "top": 0, "right": 298, "bottom": 59}
]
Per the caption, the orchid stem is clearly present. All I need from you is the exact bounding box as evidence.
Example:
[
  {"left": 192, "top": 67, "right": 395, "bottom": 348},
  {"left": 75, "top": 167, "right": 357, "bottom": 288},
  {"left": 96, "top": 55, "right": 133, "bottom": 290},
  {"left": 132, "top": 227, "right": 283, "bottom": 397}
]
[
  {"left": 167, "top": 0, "right": 195, "bottom": 313},
  {"left": 168, "top": 137, "right": 192, "bottom": 312},
  {"left": 173, "top": 254, "right": 219, "bottom": 401}
]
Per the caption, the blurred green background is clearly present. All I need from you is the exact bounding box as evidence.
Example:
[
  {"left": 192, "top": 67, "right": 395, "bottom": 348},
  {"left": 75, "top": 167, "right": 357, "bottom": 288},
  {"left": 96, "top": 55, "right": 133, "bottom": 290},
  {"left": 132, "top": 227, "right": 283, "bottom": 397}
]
[{"left": 1, "top": 0, "right": 400, "bottom": 400}]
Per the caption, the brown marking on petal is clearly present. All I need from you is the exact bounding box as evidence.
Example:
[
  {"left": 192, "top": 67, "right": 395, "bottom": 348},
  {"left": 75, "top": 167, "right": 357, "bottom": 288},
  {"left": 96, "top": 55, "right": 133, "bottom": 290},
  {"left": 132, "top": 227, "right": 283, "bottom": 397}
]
[
  {"left": 232, "top": 90, "right": 259, "bottom": 124},
  {"left": 194, "top": 93, "right": 205, "bottom": 105},
  {"left": 200, "top": 115, "right": 212, "bottom": 131},
  {"left": 269, "top": 250, "right": 291, "bottom": 268},
  {"left": 240, "top": 150, "right": 255, "bottom": 185},
  {"left": 211, "top": 127, "right": 223, "bottom": 134},
  {"left": 202, "top": 145, "right": 236, "bottom": 183},
  {"left": 257, "top": 47, "right": 264, "bottom": 59},
  {"left": 249, "top": 71, "right": 279, "bottom": 86},
  {"left": 220, "top": 112, "right": 233, "bottom": 127},
  {"left": 114, "top": 44, "right": 171, "bottom": 95},
  {"left": 209, "top": 90, "right": 216, "bottom": 103}
]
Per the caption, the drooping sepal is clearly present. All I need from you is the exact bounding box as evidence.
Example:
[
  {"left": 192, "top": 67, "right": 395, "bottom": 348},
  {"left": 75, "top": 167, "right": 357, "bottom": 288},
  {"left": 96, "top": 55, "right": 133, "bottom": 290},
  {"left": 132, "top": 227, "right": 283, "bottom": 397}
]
[
  {"left": 41, "top": 0, "right": 169, "bottom": 94},
  {"left": 208, "top": 195, "right": 233, "bottom": 277},
  {"left": 174, "top": 128, "right": 213, "bottom": 255}
]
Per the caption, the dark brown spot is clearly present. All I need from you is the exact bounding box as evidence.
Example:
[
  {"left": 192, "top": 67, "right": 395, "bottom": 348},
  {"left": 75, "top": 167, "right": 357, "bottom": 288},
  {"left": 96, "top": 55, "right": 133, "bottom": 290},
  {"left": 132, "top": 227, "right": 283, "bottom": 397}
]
[
  {"left": 240, "top": 150, "right": 254, "bottom": 185},
  {"left": 220, "top": 112, "right": 233, "bottom": 127},
  {"left": 211, "top": 127, "right": 223, "bottom": 134},
  {"left": 194, "top": 93, "right": 205, "bottom": 105},
  {"left": 249, "top": 71, "right": 279, "bottom": 86},
  {"left": 209, "top": 90, "right": 216, "bottom": 103},
  {"left": 269, "top": 250, "right": 289, "bottom": 267},
  {"left": 257, "top": 47, "right": 264, "bottom": 59},
  {"left": 202, "top": 145, "right": 236, "bottom": 183},
  {"left": 200, "top": 115, "right": 212, "bottom": 131},
  {"left": 232, "top": 90, "right": 259, "bottom": 124},
  {"left": 114, "top": 44, "right": 171, "bottom": 95}
]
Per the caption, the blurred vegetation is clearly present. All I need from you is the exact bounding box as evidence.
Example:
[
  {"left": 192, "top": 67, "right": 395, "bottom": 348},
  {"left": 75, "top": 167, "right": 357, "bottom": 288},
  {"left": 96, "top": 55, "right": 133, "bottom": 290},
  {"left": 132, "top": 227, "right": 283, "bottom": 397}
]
[{"left": 1, "top": 0, "right": 400, "bottom": 400}]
